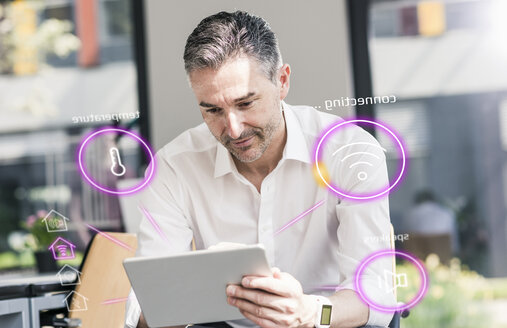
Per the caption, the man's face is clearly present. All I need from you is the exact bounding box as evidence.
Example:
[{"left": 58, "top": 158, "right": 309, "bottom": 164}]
[{"left": 189, "top": 56, "right": 288, "bottom": 163}]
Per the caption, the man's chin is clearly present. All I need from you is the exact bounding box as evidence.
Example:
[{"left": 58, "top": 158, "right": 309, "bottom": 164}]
[{"left": 229, "top": 148, "right": 263, "bottom": 163}]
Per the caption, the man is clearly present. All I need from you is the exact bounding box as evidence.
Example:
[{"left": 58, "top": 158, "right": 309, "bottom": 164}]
[
  {"left": 404, "top": 190, "right": 459, "bottom": 264},
  {"left": 125, "top": 11, "right": 395, "bottom": 328}
]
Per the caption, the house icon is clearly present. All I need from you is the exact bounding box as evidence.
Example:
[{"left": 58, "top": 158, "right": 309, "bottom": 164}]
[
  {"left": 57, "top": 264, "right": 82, "bottom": 286},
  {"left": 64, "top": 291, "right": 89, "bottom": 312},
  {"left": 42, "top": 210, "right": 70, "bottom": 232},
  {"left": 48, "top": 237, "right": 76, "bottom": 260}
]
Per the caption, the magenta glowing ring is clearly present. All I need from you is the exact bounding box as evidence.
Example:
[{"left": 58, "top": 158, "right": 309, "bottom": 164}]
[
  {"left": 77, "top": 127, "right": 155, "bottom": 195},
  {"left": 354, "top": 250, "right": 428, "bottom": 313},
  {"left": 314, "top": 119, "right": 406, "bottom": 200}
]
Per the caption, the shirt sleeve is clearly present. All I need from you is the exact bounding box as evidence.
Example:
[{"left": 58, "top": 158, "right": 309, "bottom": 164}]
[
  {"left": 331, "top": 131, "right": 396, "bottom": 327},
  {"left": 124, "top": 151, "right": 194, "bottom": 327},
  {"left": 124, "top": 289, "right": 141, "bottom": 328}
]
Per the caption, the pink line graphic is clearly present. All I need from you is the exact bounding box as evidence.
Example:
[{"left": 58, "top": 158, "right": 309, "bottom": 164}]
[
  {"left": 138, "top": 206, "right": 170, "bottom": 244},
  {"left": 314, "top": 285, "right": 347, "bottom": 292},
  {"left": 101, "top": 297, "right": 129, "bottom": 305},
  {"left": 275, "top": 199, "right": 326, "bottom": 235},
  {"left": 85, "top": 223, "right": 134, "bottom": 252}
]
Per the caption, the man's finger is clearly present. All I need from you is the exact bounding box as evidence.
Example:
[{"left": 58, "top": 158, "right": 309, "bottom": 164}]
[
  {"left": 226, "top": 285, "right": 286, "bottom": 311},
  {"left": 271, "top": 267, "right": 281, "bottom": 277},
  {"left": 241, "top": 275, "right": 294, "bottom": 297},
  {"left": 228, "top": 296, "right": 282, "bottom": 320},
  {"left": 240, "top": 309, "right": 279, "bottom": 328}
]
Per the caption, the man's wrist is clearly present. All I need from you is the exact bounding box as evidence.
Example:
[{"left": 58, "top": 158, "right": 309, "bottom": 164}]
[
  {"left": 300, "top": 294, "right": 318, "bottom": 328},
  {"left": 310, "top": 295, "right": 333, "bottom": 328}
]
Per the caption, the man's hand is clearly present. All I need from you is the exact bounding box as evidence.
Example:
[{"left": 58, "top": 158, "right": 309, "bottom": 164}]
[{"left": 226, "top": 268, "right": 316, "bottom": 328}]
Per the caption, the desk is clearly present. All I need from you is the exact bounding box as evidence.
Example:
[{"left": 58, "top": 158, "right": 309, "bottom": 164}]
[{"left": 0, "top": 271, "right": 76, "bottom": 328}]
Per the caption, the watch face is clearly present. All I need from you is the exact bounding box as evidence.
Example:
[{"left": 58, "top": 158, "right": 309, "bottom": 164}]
[{"left": 321, "top": 305, "right": 332, "bottom": 325}]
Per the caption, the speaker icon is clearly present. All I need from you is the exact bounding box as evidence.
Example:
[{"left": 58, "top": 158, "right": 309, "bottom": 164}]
[{"left": 377, "top": 269, "right": 408, "bottom": 293}]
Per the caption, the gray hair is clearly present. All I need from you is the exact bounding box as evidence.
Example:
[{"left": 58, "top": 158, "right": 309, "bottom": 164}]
[{"left": 183, "top": 11, "right": 282, "bottom": 83}]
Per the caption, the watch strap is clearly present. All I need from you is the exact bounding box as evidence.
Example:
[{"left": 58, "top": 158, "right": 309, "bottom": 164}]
[{"left": 313, "top": 295, "right": 332, "bottom": 328}]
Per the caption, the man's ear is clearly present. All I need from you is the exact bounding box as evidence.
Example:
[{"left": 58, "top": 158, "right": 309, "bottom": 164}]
[{"left": 278, "top": 64, "right": 291, "bottom": 101}]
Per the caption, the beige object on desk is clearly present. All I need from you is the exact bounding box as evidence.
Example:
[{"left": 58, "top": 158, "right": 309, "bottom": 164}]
[{"left": 68, "top": 233, "right": 137, "bottom": 328}]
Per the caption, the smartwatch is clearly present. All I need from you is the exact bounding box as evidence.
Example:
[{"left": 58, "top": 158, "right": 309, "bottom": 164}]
[{"left": 313, "top": 295, "right": 333, "bottom": 328}]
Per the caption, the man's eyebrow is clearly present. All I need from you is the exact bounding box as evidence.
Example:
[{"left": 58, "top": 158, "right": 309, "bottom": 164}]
[
  {"left": 234, "top": 92, "right": 256, "bottom": 103},
  {"left": 199, "top": 101, "right": 217, "bottom": 108},
  {"left": 198, "top": 92, "right": 256, "bottom": 108}
]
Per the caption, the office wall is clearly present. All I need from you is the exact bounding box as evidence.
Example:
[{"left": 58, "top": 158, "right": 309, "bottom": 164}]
[{"left": 143, "top": 0, "right": 354, "bottom": 150}]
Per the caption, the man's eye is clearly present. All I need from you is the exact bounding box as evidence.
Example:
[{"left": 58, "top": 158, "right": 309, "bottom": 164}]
[
  {"left": 238, "top": 101, "right": 253, "bottom": 108},
  {"left": 206, "top": 108, "right": 221, "bottom": 113}
]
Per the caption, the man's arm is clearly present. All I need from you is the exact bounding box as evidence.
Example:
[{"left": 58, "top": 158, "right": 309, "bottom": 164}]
[
  {"left": 226, "top": 268, "right": 370, "bottom": 328},
  {"left": 125, "top": 155, "right": 194, "bottom": 328},
  {"left": 328, "top": 289, "right": 369, "bottom": 327}
]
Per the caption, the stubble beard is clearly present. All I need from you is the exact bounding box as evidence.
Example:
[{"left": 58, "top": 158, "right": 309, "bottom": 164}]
[{"left": 220, "top": 111, "right": 282, "bottom": 163}]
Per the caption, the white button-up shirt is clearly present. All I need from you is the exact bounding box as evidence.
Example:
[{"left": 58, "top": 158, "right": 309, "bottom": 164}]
[{"left": 125, "top": 103, "right": 395, "bottom": 328}]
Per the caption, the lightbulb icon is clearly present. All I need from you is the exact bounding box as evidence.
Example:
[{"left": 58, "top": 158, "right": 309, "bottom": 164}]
[{"left": 109, "top": 147, "right": 126, "bottom": 177}]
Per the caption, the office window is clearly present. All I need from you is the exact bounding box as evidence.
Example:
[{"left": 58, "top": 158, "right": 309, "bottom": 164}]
[
  {"left": 368, "top": 0, "right": 507, "bottom": 325},
  {"left": 0, "top": 0, "right": 142, "bottom": 272},
  {"left": 376, "top": 102, "right": 429, "bottom": 156},
  {"left": 499, "top": 99, "right": 507, "bottom": 150}
]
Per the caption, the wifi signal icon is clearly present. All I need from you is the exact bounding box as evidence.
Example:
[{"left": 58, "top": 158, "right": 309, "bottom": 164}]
[
  {"left": 332, "top": 142, "right": 386, "bottom": 181},
  {"left": 49, "top": 237, "right": 76, "bottom": 260},
  {"left": 57, "top": 245, "right": 69, "bottom": 257}
]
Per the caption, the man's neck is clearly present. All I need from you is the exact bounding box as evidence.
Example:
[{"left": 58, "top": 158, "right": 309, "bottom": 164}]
[{"left": 234, "top": 113, "right": 287, "bottom": 183}]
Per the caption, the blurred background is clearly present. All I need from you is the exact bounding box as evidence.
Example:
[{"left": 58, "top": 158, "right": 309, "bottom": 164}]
[
  {"left": 368, "top": 0, "right": 507, "bottom": 326},
  {"left": 0, "top": 0, "right": 506, "bottom": 327},
  {"left": 0, "top": 0, "right": 142, "bottom": 263}
]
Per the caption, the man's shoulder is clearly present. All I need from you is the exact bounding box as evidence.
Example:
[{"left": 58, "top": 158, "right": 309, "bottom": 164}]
[{"left": 157, "top": 123, "right": 217, "bottom": 161}]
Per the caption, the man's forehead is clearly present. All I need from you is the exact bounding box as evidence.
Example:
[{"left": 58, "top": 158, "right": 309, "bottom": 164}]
[
  {"left": 199, "top": 92, "right": 257, "bottom": 108},
  {"left": 189, "top": 56, "right": 267, "bottom": 104},
  {"left": 190, "top": 56, "right": 259, "bottom": 84}
]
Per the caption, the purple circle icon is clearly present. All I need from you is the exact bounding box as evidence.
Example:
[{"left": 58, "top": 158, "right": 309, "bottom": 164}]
[
  {"left": 354, "top": 249, "right": 429, "bottom": 313},
  {"left": 314, "top": 119, "right": 406, "bottom": 200},
  {"left": 77, "top": 127, "right": 155, "bottom": 195}
]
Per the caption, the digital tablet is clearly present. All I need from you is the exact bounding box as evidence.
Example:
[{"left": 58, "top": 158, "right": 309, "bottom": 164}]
[{"left": 123, "top": 244, "right": 271, "bottom": 327}]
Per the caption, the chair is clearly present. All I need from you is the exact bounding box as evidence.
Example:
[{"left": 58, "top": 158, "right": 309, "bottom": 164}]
[{"left": 66, "top": 232, "right": 138, "bottom": 327}]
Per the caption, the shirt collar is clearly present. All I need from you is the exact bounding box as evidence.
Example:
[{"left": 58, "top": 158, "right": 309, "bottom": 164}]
[
  {"left": 282, "top": 102, "right": 312, "bottom": 164},
  {"left": 214, "top": 101, "right": 311, "bottom": 178},
  {"left": 214, "top": 142, "right": 235, "bottom": 178}
]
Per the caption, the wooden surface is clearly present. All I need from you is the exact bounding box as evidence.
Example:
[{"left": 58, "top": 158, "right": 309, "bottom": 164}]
[{"left": 69, "top": 233, "right": 137, "bottom": 328}]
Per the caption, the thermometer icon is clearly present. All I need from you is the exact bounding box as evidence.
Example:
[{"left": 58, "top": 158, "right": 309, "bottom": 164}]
[{"left": 109, "top": 147, "right": 126, "bottom": 177}]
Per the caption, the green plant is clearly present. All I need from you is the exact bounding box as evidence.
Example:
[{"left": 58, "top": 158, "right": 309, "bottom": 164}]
[
  {"left": 0, "top": 2, "right": 80, "bottom": 75},
  {"left": 22, "top": 210, "right": 55, "bottom": 251},
  {"left": 397, "top": 254, "right": 507, "bottom": 328}
]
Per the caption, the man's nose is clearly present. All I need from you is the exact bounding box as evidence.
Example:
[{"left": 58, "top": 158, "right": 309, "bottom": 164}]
[{"left": 225, "top": 111, "right": 243, "bottom": 139}]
